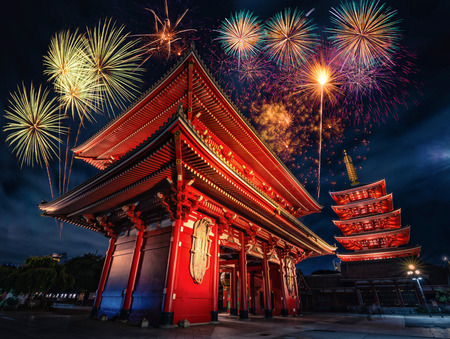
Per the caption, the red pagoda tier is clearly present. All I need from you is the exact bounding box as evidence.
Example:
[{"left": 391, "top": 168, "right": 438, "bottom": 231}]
[
  {"left": 330, "top": 151, "right": 420, "bottom": 262},
  {"left": 333, "top": 209, "right": 402, "bottom": 236}
]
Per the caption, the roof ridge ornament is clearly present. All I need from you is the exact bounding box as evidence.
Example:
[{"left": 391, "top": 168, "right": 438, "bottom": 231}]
[{"left": 176, "top": 102, "right": 185, "bottom": 118}]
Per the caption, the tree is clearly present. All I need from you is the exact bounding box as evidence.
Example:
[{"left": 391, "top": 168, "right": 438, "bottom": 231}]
[
  {"left": 3, "top": 256, "right": 74, "bottom": 305},
  {"left": 436, "top": 288, "right": 450, "bottom": 305},
  {"left": 0, "top": 265, "right": 16, "bottom": 294},
  {"left": 65, "top": 253, "right": 104, "bottom": 293}
]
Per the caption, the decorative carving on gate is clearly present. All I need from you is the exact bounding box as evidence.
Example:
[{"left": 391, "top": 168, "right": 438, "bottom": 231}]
[
  {"left": 189, "top": 217, "right": 212, "bottom": 284},
  {"left": 284, "top": 256, "right": 295, "bottom": 295}
]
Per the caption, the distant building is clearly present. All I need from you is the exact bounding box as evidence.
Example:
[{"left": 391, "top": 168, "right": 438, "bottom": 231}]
[
  {"left": 44, "top": 253, "right": 67, "bottom": 263},
  {"left": 300, "top": 259, "right": 448, "bottom": 312}
]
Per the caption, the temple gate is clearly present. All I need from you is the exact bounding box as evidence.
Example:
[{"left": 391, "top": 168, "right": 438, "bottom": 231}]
[{"left": 40, "top": 48, "right": 335, "bottom": 326}]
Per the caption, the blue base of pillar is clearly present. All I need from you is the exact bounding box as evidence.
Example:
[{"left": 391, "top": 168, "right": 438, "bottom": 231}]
[
  {"left": 210, "top": 310, "right": 219, "bottom": 322},
  {"left": 119, "top": 308, "right": 130, "bottom": 321},
  {"left": 264, "top": 309, "right": 273, "bottom": 319},
  {"left": 90, "top": 306, "right": 99, "bottom": 319},
  {"left": 160, "top": 311, "right": 174, "bottom": 327},
  {"left": 230, "top": 308, "right": 238, "bottom": 316},
  {"left": 239, "top": 310, "right": 249, "bottom": 320},
  {"left": 281, "top": 308, "right": 289, "bottom": 317}
]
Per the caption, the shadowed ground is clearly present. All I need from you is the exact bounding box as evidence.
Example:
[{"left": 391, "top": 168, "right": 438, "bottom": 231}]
[{"left": 0, "top": 310, "right": 449, "bottom": 338}]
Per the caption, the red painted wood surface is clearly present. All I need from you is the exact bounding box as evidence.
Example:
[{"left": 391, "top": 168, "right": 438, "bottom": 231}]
[
  {"left": 262, "top": 244, "right": 272, "bottom": 312},
  {"left": 163, "top": 219, "right": 181, "bottom": 314},
  {"left": 239, "top": 232, "right": 248, "bottom": 314},
  {"left": 211, "top": 223, "right": 219, "bottom": 314},
  {"left": 278, "top": 261, "right": 288, "bottom": 312},
  {"left": 169, "top": 211, "right": 218, "bottom": 324},
  {"left": 231, "top": 266, "right": 237, "bottom": 311},
  {"left": 94, "top": 236, "right": 116, "bottom": 309},
  {"left": 269, "top": 263, "right": 282, "bottom": 315}
]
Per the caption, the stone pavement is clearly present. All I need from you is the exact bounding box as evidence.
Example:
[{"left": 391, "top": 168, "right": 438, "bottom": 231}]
[{"left": 0, "top": 310, "right": 449, "bottom": 338}]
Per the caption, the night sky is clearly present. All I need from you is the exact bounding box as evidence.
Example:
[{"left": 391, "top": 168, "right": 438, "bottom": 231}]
[{"left": 0, "top": 1, "right": 449, "bottom": 274}]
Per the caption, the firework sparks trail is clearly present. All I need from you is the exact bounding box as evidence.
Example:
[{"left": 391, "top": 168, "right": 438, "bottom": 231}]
[
  {"left": 337, "top": 46, "right": 418, "bottom": 124},
  {"left": 264, "top": 8, "right": 318, "bottom": 68},
  {"left": 216, "top": 10, "right": 264, "bottom": 67},
  {"left": 54, "top": 67, "right": 102, "bottom": 123},
  {"left": 85, "top": 18, "right": 144, "bottom": 114},
  {"left": 245, "top": 75, "right": 347, "bottom": 186},
  {"left": 328, "top": 0, "right": 401, "bottom": 67},
  {"left": 45, "top": 27, "right": 98, "bottom": 199},
  {"left": 3, "top": 83, "right": 66, "bottom": 198},
  {"left": 134, "top": 0, "right": 196, "bottom": 63},
  {"left": 58, "top": 19, "right": 144, "bottom": 193},
  {"left": 43, "top": 28, "right": 87, "bottom": 195},
  {"left": 235, "top": 56, "right": 272, "bottom": 85},
  {"left": 289, "top": 51, "right": 342, "bottom": 199}
]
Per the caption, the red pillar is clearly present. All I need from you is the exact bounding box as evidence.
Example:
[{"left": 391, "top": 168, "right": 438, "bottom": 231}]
[
  {"left": 91, "top": 236, "right": 116, "bottom": 317},
  {"left": 230, "top": 266, "right": 238, "bottom": 315},
  {"left": 262, "top": 243, "right": 273, "bottom": 319},
  {"left": 120, "top": 227, "right": 145, "bottom": 320},
  {"left": 249, "top": 271, "right": 256, "bottom": 314},
  {"left": 210, "top": 223, "right": 220, "bottom": 323},
  {"left": 293, "top": 263, "right": 301, "bottom": 315},
  {"left": 238, "top": 232, "right": 249, "bottom": 320},
  {"left": 160, "top": 219, "right": 182, "bottom": 326},
  {"left": 279, "top": 259, "right": 288, "bottom": 317}
]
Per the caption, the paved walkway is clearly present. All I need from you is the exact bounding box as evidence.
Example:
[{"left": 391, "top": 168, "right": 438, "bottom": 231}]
[{"left": 0, "top": 311, "right": 449, "bottom": 338}]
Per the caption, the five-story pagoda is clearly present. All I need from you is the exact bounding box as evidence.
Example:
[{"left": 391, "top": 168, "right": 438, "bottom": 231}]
[{"left": 330, "top": 151, "right": 421, "bottom": 262}]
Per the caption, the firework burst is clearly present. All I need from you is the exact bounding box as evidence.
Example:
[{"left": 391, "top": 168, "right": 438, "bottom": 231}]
[
  {"left": 54, "top": 69, "right": 102, "bottom": 123},
  {"left": 3, "top": 83, "right": 67, "bottom": 197},
  {"left": 328, "top": 0, "right": 401, "bottom": 67},
  {"left": 216, "top": 10, "right": 264, "bottom": 66},
  {"left": 85, "top": 18, "right": 144, "bottom": 114},
  {"left": 264, "top": 8, "right": 318, "bottom": 68},
  {"left": 339, "top": 46, "right": 418, "bottom": 124},
  {"left": 43, "top": 29, "right": 87, "bottom": 86},
  {"left": 136, "top": 0, "right": 196, "bottom": 62},
  {"left": 292, "top": 53, "right": 342, "bottom": 105}
]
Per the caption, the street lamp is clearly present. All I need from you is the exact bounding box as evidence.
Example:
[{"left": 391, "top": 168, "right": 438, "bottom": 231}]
[{"left": 407, "top": 265, "right": 431, "bottom": 317}]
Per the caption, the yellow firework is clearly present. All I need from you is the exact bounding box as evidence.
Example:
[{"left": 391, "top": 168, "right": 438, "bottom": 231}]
[
  {"left": 3, "top": 83, "right": 66, "bottom": 168},
  {"left": 85, "top": 18, "right": 144, "bottom": 114},
  {"left": 294, "top": 56, "right": 341, "bottom": 104},
  {"left": 43, "top": 28, "right": 87, "bottom": 86},
  {"left": 54, "top": 67, "right": 103, "bottom": 124}
]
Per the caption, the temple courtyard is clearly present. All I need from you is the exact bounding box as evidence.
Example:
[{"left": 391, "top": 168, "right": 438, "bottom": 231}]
[{"left": 1, "top": 310, "right": 449, "bottom": 339}]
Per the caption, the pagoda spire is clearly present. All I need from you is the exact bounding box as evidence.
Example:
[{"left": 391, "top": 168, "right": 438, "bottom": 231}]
[{"left": 343, "top": 150, "right": 359, "bottom": 186}]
